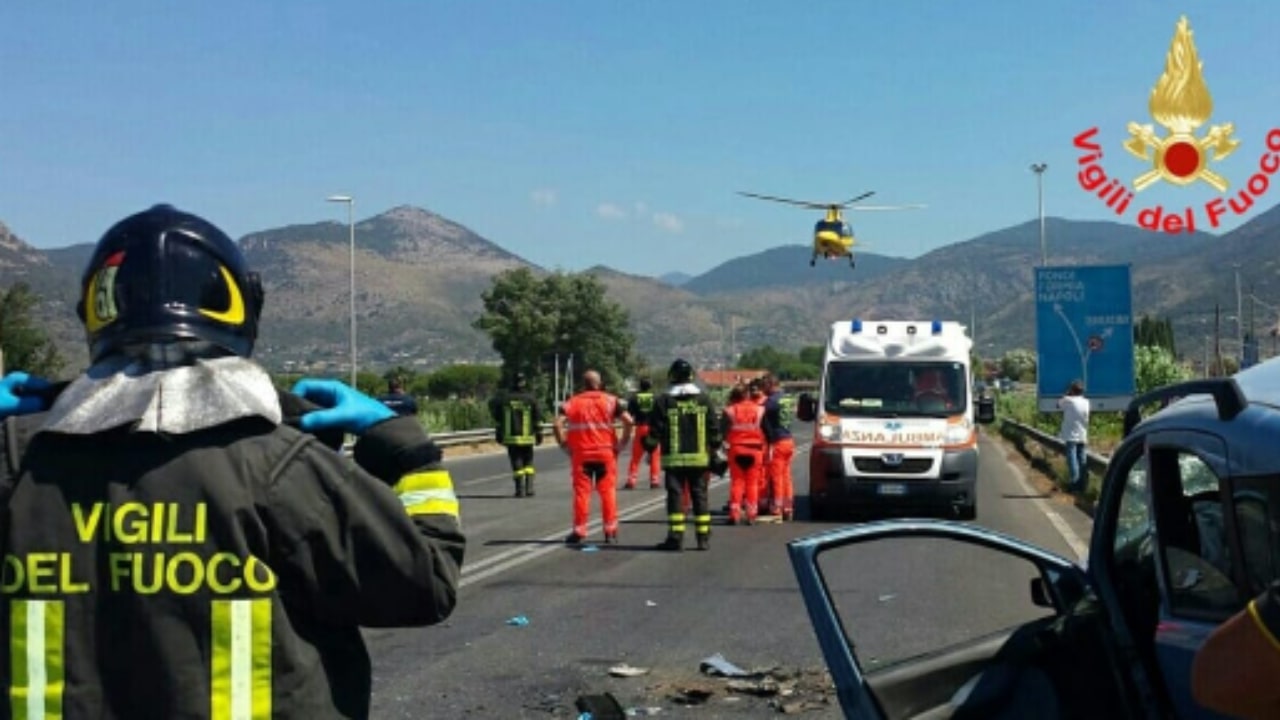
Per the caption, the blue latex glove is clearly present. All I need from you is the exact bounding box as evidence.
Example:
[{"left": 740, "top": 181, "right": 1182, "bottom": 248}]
[
  {"left": 0, "top": 372, "right": 54, "bottom": 419},
  {"left": 290, "top": 379, "right": 396, "bottom": 435}
]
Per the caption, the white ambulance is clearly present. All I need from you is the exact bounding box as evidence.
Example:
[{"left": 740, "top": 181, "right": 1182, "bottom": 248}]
[{"left": 796, "top": 318, "right": 996, "bottom": 520}]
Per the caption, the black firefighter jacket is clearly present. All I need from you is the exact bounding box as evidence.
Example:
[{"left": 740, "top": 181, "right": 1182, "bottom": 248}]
[{"left": 0, "top": 409, "right": 465, "bottom": 720}]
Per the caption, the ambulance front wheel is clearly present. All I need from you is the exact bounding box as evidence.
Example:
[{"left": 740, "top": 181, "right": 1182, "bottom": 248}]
[{"left": 956, "top": 501, "right": 977, "bottom": 521}]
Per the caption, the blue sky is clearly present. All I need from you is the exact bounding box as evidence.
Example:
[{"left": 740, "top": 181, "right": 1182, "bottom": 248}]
[{"left": 3, "top": 1, "right": 1278, "bottom": 278}]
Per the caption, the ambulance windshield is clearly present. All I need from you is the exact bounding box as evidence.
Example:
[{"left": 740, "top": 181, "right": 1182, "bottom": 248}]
[{"left": 823, "top": 360, "right": 967, "bottom": 417}]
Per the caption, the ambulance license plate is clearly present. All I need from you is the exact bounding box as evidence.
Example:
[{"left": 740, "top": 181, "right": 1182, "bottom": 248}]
[{"left": 877, "top": 483, "right": 907, "bottom": 496}]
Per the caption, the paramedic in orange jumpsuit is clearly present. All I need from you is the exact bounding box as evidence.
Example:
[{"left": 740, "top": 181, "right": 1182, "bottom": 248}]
[
  {"left": 554, "top": 369, "right": 634, "bottom": 545},
  {"left": 748, "top": 378, "right": 773, "bottom": 514},
  {"left": 721, "top": 383, "right": 766, "bottom": 524},
  {"left": 761, "top": 374, "right": 796, "bottom": 521}
]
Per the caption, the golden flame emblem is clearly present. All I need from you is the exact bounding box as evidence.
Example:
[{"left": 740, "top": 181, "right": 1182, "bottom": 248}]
[{"left": 1123, "top": 16, "right": 1239, "bottom": 192}]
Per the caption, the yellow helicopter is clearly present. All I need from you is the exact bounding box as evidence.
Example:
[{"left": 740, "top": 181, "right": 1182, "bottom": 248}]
[{"left": 738, "top": 191, "right": 925, "bottom": 268}]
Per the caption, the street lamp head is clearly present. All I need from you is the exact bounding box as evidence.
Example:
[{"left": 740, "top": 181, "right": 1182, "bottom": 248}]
[
  {"left": 1030, "top": 163, "right": 1048, "bottom": 173},
  {"left": 326, "top": 195, "right": 353, "bottom": 203}
]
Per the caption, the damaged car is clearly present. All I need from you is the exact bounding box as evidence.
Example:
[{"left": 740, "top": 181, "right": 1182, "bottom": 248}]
[{"left": 789, "top": 366, "right": 1280, "bottom": 719}]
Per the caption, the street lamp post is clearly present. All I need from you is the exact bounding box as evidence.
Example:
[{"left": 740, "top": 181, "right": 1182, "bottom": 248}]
[
  {"left": 1031, "top": 163, "right": 1048, "bottom": 266},
  {"left": 1234, "top": 263, "right": 1244, "bottom": 367},
  {"left": 326, "top": 195, "right": 357, "bottom": 388}
]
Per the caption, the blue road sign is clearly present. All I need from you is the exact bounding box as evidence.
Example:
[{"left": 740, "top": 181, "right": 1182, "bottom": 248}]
[{"left": 1035, "top": 264, "right": 1135, "bottom": 412}]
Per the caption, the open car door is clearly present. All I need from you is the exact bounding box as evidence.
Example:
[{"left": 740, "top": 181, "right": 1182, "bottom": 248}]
[{"left": 788, "top": 520, "right": 1146, "bottom": 719}]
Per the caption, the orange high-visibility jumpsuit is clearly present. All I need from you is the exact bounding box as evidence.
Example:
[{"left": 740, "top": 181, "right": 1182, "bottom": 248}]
[
  {"left": 764, "top": 391, "right": 796, "bottom": 520},
  {"left": 563, "top": 390, "right": 623, "bottom": 539},
  {"left": 628, "top": 425, "right": 662, "bottom": 488},
  {"left": 724, "top": 399, "right": 766, "bottom": 523},
  {"left": 754, "top": 392, "right": 774, "bottom": 513}
]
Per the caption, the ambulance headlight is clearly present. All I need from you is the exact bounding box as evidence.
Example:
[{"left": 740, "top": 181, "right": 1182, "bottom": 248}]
[
  {"left": 945, "top": 424, "right": 972, "bottom": 445},
  {"left": 819, "top": 423, "right": 841, "bottom": 442}
]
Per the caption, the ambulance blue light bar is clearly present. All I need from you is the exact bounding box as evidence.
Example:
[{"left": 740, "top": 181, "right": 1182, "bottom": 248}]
[
  {"left": 932, "top": 320, "right": 942, "bottom": 334},
  {"left": 852, "top": 319, "right": 863, "bottom": 333}
]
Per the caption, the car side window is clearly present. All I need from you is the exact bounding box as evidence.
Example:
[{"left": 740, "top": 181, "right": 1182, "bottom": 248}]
[
  {"left": 1114, "top": 454, "right": 1153, "bottom": 563},
  {"left": 1230, "top": 476, "right": 1279, "bottom": 596},
  {"left": 1151, "top": 448, "right": 1245, "bottom": 621}
]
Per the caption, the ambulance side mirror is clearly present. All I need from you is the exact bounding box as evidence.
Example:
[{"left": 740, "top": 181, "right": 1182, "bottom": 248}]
[
  {"left": 797, "top": 393, "right": 816, "bottom": 422},
  {"left": 976, "top": 396, "right": 996, "bottom": 424}
]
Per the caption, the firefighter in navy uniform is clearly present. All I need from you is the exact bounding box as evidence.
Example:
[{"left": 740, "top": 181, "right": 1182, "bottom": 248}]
[
  {"left": 489, "top": 373, "right": 543, "bottom": 497},
  {"left": 625, "top": 377, "right": 662, "bottom": 489},
  {"left": 0, "top": 205, "right": 464, "bottom": 719},
  {"left": 645, "top": 359, "right": 724, "bottom": 551}
]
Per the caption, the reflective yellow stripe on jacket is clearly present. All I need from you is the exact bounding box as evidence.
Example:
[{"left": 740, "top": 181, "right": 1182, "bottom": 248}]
[
  {"left": 392, "top": 470, "right": 459, "bottom": 519},
  {"left": 10, "top": 599, "right": 64, "bottom": 720},
  {"left": 211, "top": 598, "right": 272, "bottom": 720}
]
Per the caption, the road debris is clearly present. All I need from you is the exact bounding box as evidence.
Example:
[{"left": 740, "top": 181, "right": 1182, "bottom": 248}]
[
  {"left": 505, "top": 615, "right": 529, "bottom": 627},
  {"left": 645, "top": 600, "right": 657, "bottom": 607},
  {"left": 726, "top": 677, "right": 783, "bottom": 696},
  {"left": 699, "top": 653, "right": 750, "bottom": 678},
  {"left": 575, "top": 692, "right": 626, "bottom": 719},
  {"left": 608, "top": 664, "right": 650, "bottom": 678},
  {"left": 670, "top": 688, "right": 713, "bottom": 705},
  {"left": 625, "top": 707, "right": 663, "bottom": 716},
  {"left": 581, "top": 545, "right": 600, "bottom": 553},
  {"left": 878, "top": 593, "right": 897, "bottom": 602}
]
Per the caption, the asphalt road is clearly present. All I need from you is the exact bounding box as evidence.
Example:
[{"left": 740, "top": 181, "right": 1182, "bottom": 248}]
[{"left": 365, "top": 427, "right": 1094, "bottom": 718}]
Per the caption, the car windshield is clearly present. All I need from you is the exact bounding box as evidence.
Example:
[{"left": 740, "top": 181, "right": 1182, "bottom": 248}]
[{"left": 823, "top": 360, "right": 968, "bottom": 417}]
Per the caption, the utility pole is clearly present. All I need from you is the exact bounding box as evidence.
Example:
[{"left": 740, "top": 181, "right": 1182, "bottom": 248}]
[
  {"left": 730, "top": 315, "right": 737, "bottom": 369},
  {"left": 1031, "top": 163, "right": 1048, "bottom": 266},
  {"left": 1235, "top": 264, "right": 1244, "bottom": 367},
  {"left": 1213, "top": 303, "right": 1222, "bottom": 377}
]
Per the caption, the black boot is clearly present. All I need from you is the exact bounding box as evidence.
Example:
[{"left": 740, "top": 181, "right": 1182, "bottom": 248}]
[
  {"left": 656, "top": 535, "right": 683, "bottom": 552},
  {"left": 514, "top": 477, "right": 525, "bottom": 498},
  {"left": 696, "top": 534, "right": 710, "bottom": 551}
]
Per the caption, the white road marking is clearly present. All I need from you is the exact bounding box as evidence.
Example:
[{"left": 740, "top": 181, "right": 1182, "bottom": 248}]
[
  {"left": 997, "top": 445, "right": 1090, "bottom": 565},
  {"left": 460, "top": 475, "right": 732, "bottom": 588}
]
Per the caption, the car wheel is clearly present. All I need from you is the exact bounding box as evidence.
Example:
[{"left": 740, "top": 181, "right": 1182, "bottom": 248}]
[
  {"left": 808, "top": 497, "right": 831, "bottom": 521},
  {"left": 956, "top": 502, "right": 977, "bottom": 521}
]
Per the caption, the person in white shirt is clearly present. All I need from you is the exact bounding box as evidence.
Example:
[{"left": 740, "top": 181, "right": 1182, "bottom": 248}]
[{"left": 1057, "top": 380, "right": 1090, "bottom": 491}]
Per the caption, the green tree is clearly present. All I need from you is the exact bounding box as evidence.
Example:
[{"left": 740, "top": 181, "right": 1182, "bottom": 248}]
[
  {"left": 473, "top": 269, "right": 637, "bottom": 390},
  {"left": 383, "top": 365, "right": 417, "bottom": 388},
  {"left": 354, "top": 370, "right": 386, "bottom": 396},
  {"left": 1134, "top": 345, "right": 1193, "bottom": 393},
  {"left": 0, "top": 283, "right": 65, "bottom": 377},
  {"left": 425, "top": 364, "right": 502, "bottom": 400},
  {"left": 735, "top": 344, "right": 821, "bottom": 380},
  {"left": 1001, "top": 349, "right": 1037, "bottom": 382},
  {"left": 1134, "top": 315, "right": 1176, "bottom": 356},
  {"left": 737, "top": 345, "right": 789, "bottom": 372},
  {"left": 798, "top": 345, "right": 824, "bottom": 367}
]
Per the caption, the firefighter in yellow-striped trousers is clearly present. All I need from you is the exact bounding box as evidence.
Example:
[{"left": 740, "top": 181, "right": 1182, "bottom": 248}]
[
  {"left": 489, "top": 372, "right": 544, "bottom": 497},
  {"left": 0, "top": 205, "right": 464, "bottom": 719}
]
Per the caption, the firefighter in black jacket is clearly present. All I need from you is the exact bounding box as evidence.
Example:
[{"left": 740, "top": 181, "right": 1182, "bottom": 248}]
[
  {"left": 0, "top": 205, "right": 465, "bottom": 719},
  {"left": 645, "top": 359, "right": 724, "bottom": 551},
  {"left": 488, "top": 373, "right": 543, "bottom": 497}
]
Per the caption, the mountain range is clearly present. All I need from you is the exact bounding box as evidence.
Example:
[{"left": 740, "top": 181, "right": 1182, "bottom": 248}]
[{"left": 1, "top": 200, "right": 1277, "bottom": 376}]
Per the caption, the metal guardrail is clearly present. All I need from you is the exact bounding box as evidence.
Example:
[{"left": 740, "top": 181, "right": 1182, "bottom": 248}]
[
  {"left": 341, "top": 423, "right": 556, "bottom": 455},
  {"left": 998, "top": 417, "right": 1111, "bottom": 474}
]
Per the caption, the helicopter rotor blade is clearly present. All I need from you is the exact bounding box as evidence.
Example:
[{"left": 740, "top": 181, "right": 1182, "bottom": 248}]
[
  {"left": 737, "top": 191, "right": 829, "bottom": 209},
  {"left": 836, "top": 191, "right": 876, "bottom": 206},
  {"left": 847, "top": 204, "right": 927, "bottom": 211}
]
